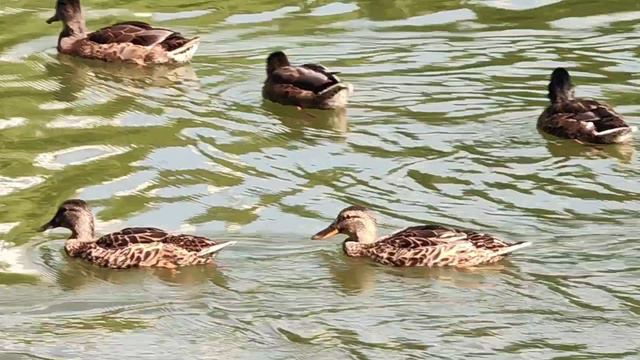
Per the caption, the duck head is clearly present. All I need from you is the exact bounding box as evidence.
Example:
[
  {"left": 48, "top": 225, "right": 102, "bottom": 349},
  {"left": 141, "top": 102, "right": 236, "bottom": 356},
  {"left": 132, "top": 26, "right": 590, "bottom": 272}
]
[
  {"left": 39, "top": 199, "right": 95, "bottom": 240},
  {"left": 266, "top": 51, "right": 291, "bottom": 75},
  {"left": 46, "top": 0, "right": 87, "bottom": 36},
  {"left": 548, "top": 67, "right": 574, "bottom": 103},
  {"left": 312, "top": 206, "right": 378, "bottom": 244}
]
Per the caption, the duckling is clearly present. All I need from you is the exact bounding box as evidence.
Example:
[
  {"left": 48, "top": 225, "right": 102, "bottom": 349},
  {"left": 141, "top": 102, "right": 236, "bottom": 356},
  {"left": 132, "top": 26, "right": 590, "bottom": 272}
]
[
  {"left": 46, "top": 0, "right": 199, "bottom": 65},
  {"left": 262, "top": 51, "right": 354, "bottom": 109},
  {"left": 538, "top": 68, "right": 636, "bottom": 144},
  {"left": 312, "top": 206, "right": 530, "bottom": 268},
  {"left": 39, "top": 199, "right": 235, "bottom": 269}
]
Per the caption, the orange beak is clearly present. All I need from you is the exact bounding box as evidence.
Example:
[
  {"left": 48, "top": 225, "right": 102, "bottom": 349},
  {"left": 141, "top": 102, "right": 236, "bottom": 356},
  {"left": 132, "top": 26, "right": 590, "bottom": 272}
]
[{"left": 311, "top": 223, "right": 339, "bottom": 240}]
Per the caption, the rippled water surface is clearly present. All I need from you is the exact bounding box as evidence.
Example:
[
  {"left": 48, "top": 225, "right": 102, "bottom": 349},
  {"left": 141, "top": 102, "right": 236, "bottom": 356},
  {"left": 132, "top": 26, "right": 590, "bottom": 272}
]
[{"left": 1, "top": 0, "right": 640, "bottom": 358}]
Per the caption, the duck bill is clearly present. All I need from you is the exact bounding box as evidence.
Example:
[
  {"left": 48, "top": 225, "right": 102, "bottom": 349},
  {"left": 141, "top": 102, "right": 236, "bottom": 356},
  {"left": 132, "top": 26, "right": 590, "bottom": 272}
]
[
  {"left": 38, "top": 221, "right": 54, "bottom": 232},
  {"left": 46, "top": 14, "right": 60, "bottom": 24},
  {"left": 311, "top": 224, "right": 339, "bottom": 240},
  {"left": 38, "top": 216, "right": 58, "bottom": 232}
]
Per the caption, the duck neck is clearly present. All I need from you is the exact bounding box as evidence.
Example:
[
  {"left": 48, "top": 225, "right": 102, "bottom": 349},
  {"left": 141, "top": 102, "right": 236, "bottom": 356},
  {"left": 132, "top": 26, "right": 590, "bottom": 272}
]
[
  {"left": 549, "top": 87, "right": 574, "bottom": 103},
  {"left": 60, "top": 18, "right": 87, "bottom": 39},
  {"left": 354, "top": 226, "right": 377, "bottom": 244},
  {"left": 58, "top": 2, "right": 87, "bottom": 40},
  {"left": 69, "top": 214, "right": 95, "bottom": 242},
  {"left": 57, "top": 17, "right": 86, "bottom": 52}
]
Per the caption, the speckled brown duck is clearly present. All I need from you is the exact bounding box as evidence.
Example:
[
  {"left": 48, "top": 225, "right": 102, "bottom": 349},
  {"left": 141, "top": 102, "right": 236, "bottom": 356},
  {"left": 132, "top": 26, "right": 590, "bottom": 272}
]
[
  {"left": 39, "top": 199, "right": 235, "bottom": 269},
  {"left": 312, "top": 206, "right": 530, "bottom": 268},
  {"left": 538, "top": 68, "right": 637, "bottom": 144},
  {"left": 46, "top": 0, "right": 200, "bottom": 65},
  {"left": 262, "top": 51, "right": 354, "bottom": 109}
]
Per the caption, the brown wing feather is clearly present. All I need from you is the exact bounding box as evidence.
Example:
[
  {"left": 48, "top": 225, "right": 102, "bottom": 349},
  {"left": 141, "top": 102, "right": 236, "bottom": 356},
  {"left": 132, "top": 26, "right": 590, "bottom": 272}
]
[
  {"left": 163, "top": 234, "right": 219, "bottom": 252},
  {"left": 109, "top": 21, "right": 154, "bottom": 30},
  {"left": 539, "top": 98, "right": 631, "bottom": 142},
  {"left": 378, "top": 225, "right": 472, "bottom": 248},
  {"left": 96, "top": 227, "right": 167, "bottom": 249},
  {"left": 96, "top": 227, "right": 219, "bottom": 254},
  {"left": 358, "top": 225, "right": 514, "bottom": 267},
  {"left": 552, "top": 99, "right": 628, "bottom": 131},
  {"left": 270, "top": 65, "right": 338, "bottom": 93},
  {"left": 87, "top": 22, "right": 185, "bottom": 49}
]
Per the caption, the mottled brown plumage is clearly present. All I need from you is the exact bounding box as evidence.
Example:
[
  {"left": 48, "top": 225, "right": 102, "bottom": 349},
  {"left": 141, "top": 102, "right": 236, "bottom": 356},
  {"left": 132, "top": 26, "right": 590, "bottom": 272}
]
[
  {"left": 538, "top": 68, "right": 636, "bottom": 144},
  {"left": 46, "top": 0, "right": 199, "bottom": 65},
  {"left": 312, "top": 206, "right": 530, "bottom": 268},
  {"left": 262, "top": 51, "right": 354, "bottom": 109},
  {"left": 39, "top": 200, "right": 235, "bottom": 269}
]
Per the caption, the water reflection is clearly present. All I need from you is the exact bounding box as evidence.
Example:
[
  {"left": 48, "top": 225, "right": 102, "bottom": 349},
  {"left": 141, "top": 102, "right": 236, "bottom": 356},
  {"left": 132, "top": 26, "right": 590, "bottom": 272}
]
[
  {"left": 263, "top": 102, "right": 349, "bottom": 133},
  {"left": 319, "top": 251, "right": 376, "bottom": 294},
  {"left": 54, "top": 54, "right": 198, "bottom": 85},
  {"left": 542, "top": 133, "right": 636, "bottom": 163}
]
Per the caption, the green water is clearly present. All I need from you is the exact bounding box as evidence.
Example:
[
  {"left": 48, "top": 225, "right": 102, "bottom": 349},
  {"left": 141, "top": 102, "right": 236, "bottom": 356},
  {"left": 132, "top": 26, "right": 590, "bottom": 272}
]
[{"left": 1, "top": 0, "right": 640, "bottom": 358}]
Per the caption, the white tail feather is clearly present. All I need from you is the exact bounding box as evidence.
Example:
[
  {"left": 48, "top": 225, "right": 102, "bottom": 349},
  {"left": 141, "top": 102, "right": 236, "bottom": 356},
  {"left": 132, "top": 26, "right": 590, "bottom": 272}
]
[
  {"left": 168, "top": 37, "right": 200, "bottom": 63},
  {"left": 595, "top": 127, "right": 630, "bottom": 137},
  {"left": 316, "top": 83, "right": 353, "bottom": 108},
  {"left": 197, "top": 241, "right": 237, "bottom": 257},
  {"left": 318, "top": 82, "right": 354, "bottom": 97},
  {"left": 495, "top": 242, "right": 531, "bottom": 256}
]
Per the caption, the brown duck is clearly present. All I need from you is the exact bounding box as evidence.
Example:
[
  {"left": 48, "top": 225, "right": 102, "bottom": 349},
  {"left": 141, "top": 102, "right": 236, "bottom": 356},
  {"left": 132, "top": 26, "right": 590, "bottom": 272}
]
[
  {"left": 262, "top": 51, "right": 354, "bottom": 109},
  {"left": 312, "top": 206, "right": 530, "bottom": 268},
  {"left": 39, "top": 200, "right": 235, "bottom": 269},
  {"left": 46, "top": 0, "right": 200, "bottom": 65},
  {"left": 538, "top": 68, "right": 637, "bottom": 144}
]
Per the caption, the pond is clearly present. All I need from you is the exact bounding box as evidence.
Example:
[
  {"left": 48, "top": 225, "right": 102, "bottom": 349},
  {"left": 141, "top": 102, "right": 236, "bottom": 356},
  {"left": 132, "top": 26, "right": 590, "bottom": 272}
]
[{"left": 1, "top": 0, "right": 639, "bottom": 358}]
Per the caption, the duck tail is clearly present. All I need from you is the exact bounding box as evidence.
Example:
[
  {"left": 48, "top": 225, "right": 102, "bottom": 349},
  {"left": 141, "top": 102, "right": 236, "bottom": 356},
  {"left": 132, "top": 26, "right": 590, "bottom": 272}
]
[
  {"left": 197, "top": 241, "right": 237, "bottom": 258},
  {"left": 167, "top": 37, "right": 200, "bottom": 63},
  {"left": 314, "top": 83, "right": 353, "bottom": 109},
  {"left": 548, "top": 67, "right": 573, "bottom": 103},
  {"left": 595, "top": 126, "right": 636, "bottom": 143},
  {"left": 495, "top": 241, "right": 531, "bottom": 256},
  {"left": 318, "top": 82, "right": 354, "bottom": 99}
]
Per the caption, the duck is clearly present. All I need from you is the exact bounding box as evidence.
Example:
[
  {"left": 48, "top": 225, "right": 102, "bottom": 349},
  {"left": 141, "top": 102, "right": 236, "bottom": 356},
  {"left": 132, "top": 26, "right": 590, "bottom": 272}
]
[
  {"left": 538, "top": 67, "right": 637, "bottom": 144},
  {"left": 311, "top": 206, "right": 530, "bottom": 268},
  {"left": 38, "top": 199, "right": 235, "bottom": 269},
  {"left": 262, "top": 51, "right": 354, "bottom": 110},
  {"left": 46, "top": 0, "right": 200, "bottom": 65}
]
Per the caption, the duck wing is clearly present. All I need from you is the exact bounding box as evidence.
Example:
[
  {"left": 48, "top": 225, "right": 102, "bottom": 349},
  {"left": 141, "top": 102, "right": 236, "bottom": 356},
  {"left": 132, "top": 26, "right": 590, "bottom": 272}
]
[
  {"left": 377, "top": 225, "right": 471, "bottom": 248},
  {"left": 96, "top": 227, "right": 219, "bottom": 253},
  {"left": 368, "top": 226, "right": 519, "bottom": 267},
  {"left": 87, "top": 21, "right": 182, "bottom": 49},
  {"left": 162, "top": 234, "right": 220, "bottom": 252},
  {"left": 271, "top": 64, "right": 339, "bottom": 93},
  {"left": 301, "top": 63, "right": 341, "bottom": 81},
  {"left": 552, "top": 99, "right": 628, "bottom": 131},
  {"left": 541, "top": 99, "right": 633, "bottom": 142},
  {"left": 460, "top": 230, "right": 513, "bottom": 251},
  {"left": 96, "top": 227, "right": 169, "bottom": 249}
]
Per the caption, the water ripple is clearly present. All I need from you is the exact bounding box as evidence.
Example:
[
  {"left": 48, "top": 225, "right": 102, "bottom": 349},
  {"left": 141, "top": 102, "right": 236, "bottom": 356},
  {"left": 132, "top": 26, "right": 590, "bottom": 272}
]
[{"left": 0, "top": 0, "right": 639, "bottom": 358}]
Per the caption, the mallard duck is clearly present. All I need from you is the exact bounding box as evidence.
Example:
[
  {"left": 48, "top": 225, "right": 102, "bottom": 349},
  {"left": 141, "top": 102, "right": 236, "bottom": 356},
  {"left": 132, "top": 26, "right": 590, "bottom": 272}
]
[
  {"left": 262, "top": 51, "right": 354, "bottom": 109},
  {"left": 39, "top": 199, "right": 235, "bottom": 269},
  {"left": 46, "top": 0, "right": 199, "bottom": 65},
  {"left": 311, "top": 206, "right": 530, "bottom": 268},
  {"left": 538, "top": 68, "right": 637, "bottom": 144}
]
